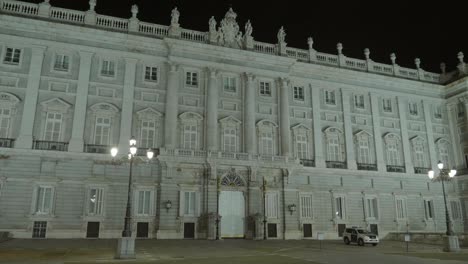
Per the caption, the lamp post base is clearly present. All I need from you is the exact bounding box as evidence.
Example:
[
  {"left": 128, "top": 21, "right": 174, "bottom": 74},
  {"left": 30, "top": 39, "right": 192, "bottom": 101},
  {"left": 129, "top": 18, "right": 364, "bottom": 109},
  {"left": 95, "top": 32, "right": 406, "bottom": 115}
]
[
  {"left": 443, "top": 235, "right": 460, "bottom": 252},
  {"left": 115, "top": 237, "right": 136, "bottom": 259}
]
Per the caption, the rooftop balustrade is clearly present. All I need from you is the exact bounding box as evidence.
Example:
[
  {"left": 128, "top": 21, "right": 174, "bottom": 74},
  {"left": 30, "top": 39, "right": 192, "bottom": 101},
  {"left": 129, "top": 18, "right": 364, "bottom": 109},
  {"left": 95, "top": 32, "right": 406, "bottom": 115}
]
[{"left": 0, "top": 0, "right": 446, "bottom": 84}]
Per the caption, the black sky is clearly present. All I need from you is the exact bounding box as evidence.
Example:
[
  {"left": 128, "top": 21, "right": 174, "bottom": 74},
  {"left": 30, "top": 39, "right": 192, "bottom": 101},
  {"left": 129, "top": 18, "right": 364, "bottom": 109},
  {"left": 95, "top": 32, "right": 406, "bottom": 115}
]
[{"left": 21, "top": 0, "right": 467, "bottom": 73}]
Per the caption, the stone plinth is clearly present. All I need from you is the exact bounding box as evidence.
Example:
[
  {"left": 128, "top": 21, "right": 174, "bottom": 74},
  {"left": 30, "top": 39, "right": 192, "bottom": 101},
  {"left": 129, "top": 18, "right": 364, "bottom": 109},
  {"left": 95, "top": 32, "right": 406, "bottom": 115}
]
[
  {"left": 115, "top": 237, "right": 136, "bottom": 259},
  {"left": 443, "top": 235, "right": 460, "bottom": 252}
]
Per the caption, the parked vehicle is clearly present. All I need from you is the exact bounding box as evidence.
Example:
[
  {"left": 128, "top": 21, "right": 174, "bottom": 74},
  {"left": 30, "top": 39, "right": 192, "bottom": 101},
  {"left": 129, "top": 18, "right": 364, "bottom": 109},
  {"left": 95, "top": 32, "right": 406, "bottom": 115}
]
[{"left": 343, "top": 227, "right": 379, "bottom": 246}]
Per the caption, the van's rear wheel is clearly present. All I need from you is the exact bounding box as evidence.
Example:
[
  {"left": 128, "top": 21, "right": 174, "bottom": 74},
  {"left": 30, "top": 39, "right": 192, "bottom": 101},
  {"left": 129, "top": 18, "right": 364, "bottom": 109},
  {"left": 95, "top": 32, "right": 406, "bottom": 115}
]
[
  {"left": 358, "top": 239, "right": 364, "bottom": 246},
  {"left": 344, "top": 237, "right": 350, "bottom": 245}
]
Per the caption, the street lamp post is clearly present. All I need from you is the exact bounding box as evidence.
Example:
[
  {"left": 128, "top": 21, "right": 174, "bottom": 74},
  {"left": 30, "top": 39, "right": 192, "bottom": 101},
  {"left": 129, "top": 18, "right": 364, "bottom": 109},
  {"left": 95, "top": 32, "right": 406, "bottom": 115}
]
[
  {"left": 112, "top": 138, "right": 154, "bottom": 259},
  {"left": 428, "top": 161, "right": 460, "bottom": 252}
]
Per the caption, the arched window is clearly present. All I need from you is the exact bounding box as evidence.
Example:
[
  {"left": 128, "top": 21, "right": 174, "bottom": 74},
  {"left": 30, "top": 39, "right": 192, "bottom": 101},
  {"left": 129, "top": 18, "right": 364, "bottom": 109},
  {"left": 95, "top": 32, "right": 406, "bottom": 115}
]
[
  {"left": 435, "top": 138, "right": 451, "bottom": 167},
  {"left": 324, "top": 127, "right": 344, "bottom": 162},
  {"left": 136, "top": 108, "right": 162, "bottom": 149},
  {"left": 39, "top": 98, "right": 72, "bottom": 142},
  {"left": 383, "top": 133, "right": 402, "bottom": 166},
  {"left": 219, "top": 116, "right": 241, "bottom": 153},
  {"left": 292, "top": 124, "right": 311, "bottom": 160},
  {"left": 411, "top": 136, "right": 427, "bottom": 168},
  {"left": 179, "top": 112, "right": 203, "bottom": 150},
  {"left": 354, "top": 131, "right": 374, "bottom": 165},
  {"left": 257, "top": 120, "right": 278, "bottom": 156},
  {"left": 88, "top": 103, "right": 120, "bottom": 146}
]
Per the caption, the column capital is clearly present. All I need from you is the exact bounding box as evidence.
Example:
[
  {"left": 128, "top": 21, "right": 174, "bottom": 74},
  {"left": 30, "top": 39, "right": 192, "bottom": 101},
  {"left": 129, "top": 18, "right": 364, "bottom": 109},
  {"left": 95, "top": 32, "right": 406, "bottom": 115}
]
[
  {"left": 166, "top": 61, "right": 179, "bottom": 72},
  {"left": 206, "top": 67, "right": 218, "bottom": 78},
  {"left": 124, "top": 57, "right": 139, "bottom": 64},
  {"left": 244, "top": 72, "right": 256, "bottom": 82},
  {"left": 78, "top": 50, "right": 94, "bottom": 58},
  {"left": 278, "top": 77, "right": 289, "bottom": 87}
]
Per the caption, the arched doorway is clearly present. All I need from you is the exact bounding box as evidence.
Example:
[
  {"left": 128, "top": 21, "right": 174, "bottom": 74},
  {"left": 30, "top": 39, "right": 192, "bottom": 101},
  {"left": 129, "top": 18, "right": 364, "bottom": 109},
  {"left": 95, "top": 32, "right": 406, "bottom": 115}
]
[{"left": 219, "top": 170, "right": 246, "bottom": 238}]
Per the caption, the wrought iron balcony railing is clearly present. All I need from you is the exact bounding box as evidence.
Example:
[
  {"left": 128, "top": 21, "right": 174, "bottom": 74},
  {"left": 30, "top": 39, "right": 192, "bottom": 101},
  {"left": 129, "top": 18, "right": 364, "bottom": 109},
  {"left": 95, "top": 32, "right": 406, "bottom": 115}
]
[
  {"left": 0, "top": 138, "right": 15, "bottom": 148},
  {"left": 414, "top": 167, "right": 430, "bottom": 174},
  {"left": 300, "top": 159, "right": 315, "bottom": 167},
  {"left": 33, "top": 140, "right": 68, "bottom": 151},
  {"left": 84, "top": 144, "right": 111, "bottom": 154},
  {"left": 326, "top": 161, "right": 347, "bottom": 169},
  {"left": 357, "top": 163, "right": 378, "bottom": 171},
  {"left": 386, "top": 165, "right": 406, "bottom": 173}
]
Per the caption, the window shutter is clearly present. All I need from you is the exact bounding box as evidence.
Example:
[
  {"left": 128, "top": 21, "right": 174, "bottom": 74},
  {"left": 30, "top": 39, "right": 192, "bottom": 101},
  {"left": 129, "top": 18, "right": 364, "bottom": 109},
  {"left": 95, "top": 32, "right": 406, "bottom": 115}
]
[{"left": 179, "top": 190, "right": 184, "bottom": 217}]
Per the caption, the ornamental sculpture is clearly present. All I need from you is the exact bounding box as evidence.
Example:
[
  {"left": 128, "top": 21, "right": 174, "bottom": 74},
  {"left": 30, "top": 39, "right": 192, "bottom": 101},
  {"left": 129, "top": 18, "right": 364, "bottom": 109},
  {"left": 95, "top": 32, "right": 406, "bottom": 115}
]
[
  {"left": 217, "top": 8, "right": 242, "bottom": 48},
  {"left": 171, "top": 7, "right": 180, "bottom": 26}
]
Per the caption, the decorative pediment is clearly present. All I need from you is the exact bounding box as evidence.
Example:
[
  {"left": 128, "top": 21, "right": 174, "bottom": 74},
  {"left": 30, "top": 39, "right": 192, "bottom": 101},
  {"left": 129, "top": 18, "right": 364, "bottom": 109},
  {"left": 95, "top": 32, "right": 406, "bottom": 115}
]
[
  {"left": 323, "top": 126, "right": 343, "bottom": 134},
  {"left": 219, "top": 116, "right": 241, "bottom": 125},
  {"left": 383, "top": 132, "right": 400, "bottom": 144},
  {"left": 410, "top": 135, "right": 425, "bottom": 143},
  {"left": 435, "top": 137, "right": 450, "bottom": 145},
  {"left": 220, "top": 169, "right": 245, "bottom": 187},
  {"left": 354, "top": 130, "right": 372, "bottom": 138},
  {"left": 90, "top": 102, "right": 120, "bottom": 113},
  {"left": 0, "top": 92, "right": 20, "bottom": 104},
  {"left": 40, "top": 98, "right": 72, "bottom": 112},
  {"left": 136, "top": 107, "right": 163, "bottom": 119},
  {"left": 256, "top": 119, "right": 278, "bottom": 127},
  {"left": 179, "top": 111, "right": 203, "bottom": 121},
  {"left": 291, "top": 123, "right": 310, "bottom": 131}
]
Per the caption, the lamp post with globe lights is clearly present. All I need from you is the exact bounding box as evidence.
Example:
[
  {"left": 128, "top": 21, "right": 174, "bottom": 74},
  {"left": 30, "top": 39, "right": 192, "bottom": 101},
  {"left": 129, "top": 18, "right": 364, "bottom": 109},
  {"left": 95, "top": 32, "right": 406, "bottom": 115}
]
[
  {"left": 428, "top": 161, "right": 460, "bottom": 252},
  {"left": 111, "top": 137, "right": 154, "bottom": 259}
]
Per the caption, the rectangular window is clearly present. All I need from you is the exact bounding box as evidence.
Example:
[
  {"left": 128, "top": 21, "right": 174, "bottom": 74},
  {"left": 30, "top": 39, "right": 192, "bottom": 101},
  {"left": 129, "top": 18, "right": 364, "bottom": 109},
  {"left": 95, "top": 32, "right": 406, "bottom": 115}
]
[
  {"left": 101, "top": 60, "right": 115, "bottom": 76},
  {"left": 387, "top": 141, "right": 400, "bottom": 165},
  {"left": 293, "top": 86, "right": 304, "bottom": 100},
  {"left": 183, "top": 124, "right": 197, "bottom": 149},
  {"left": 32, "top": 221, "right": 47, "bottom": 238},
  {"left": 185, "top": 71, "right": 198, "bottom": 87},
  {"left": 183, "top": 191, "right": 196, "bottom": 216},
  {"left": 383, "top": 98, "right": 392, "bottom": 112},
  {"left": 53, "top": 54, "right": 70, "bottom": 71},
  {"left": 366, "top": 198, "right": 379, "bottom": 219},
  {"left": 424, "top": 200, "right": 434, "bottom": 220},
  {"left": 223, "top": 128, "right": 237, "bottom": 153},
  {"left": 0, "top": 107, "right": 11, "bottom": 138},
  {"left": 434, "top": 105, "right": 442, "bottom": 119},
  {"left": 94, "top": 117, "right": 111, "bottom": 145},
  {"left": 137, "top": 190, "right": 151, "bottom": 216},
  {"left": 396, "top": 198, "right": 407, "bottom": 219},
  {"left": 88, "top": 188, "right": 104, "bottom": 216},
  {"left": 439, "top": 145, "right": 449, "bottom": 167},
  {"left": 358, "top": 139, "right": 371, "bottom": 164},
  {"left": 259, "top": 82, "right": 271, "bottom": 96},
  {"left": 414, "top": 143, "right": 425, "bottom": 168},
  {"left": 44, "top": 112, "right": 62, "bottom": 141},
  {"left": 409, "top": 102, "right": 418, "bottom": 116},
  {"left": 325, "top": 90, "right": 336, "bottom": 105},
  {"left": 3, "top": 47, "right": 21, "bottom": 65},
  {"left": 450, "top": 201, "right": 461, "bottom": 220},
  {"left": 300, "top": 194, "right": 313, "bottom": 218},
  {"left": 335, "top": 197, "right": 345, "bottom": 219},
  {"left": 261, "top": 132, "right": 273, "bottom": 155},
  {"left": 296, "top": 134, "right": 308, "bottom": 159},
  {"left": 266, "top": 192, "right": 278, "bottom": 218},
  {"left": 35, "top": 186, "right": 53, "bottom": 214},
  {"left": 144, "top": 66, "right": 158, "bottom": 82},
  {"left": 327, "top": 137, "right": 341, "bottom": 161},
  {"left": 223, "top": 76, "right": 236, "bottom": 93},
  {"left": 354, "top": 94, "right": 365, "bottom": 109},
  {"left": 141, "top": 120, "right": 157, "bottom": 148}
]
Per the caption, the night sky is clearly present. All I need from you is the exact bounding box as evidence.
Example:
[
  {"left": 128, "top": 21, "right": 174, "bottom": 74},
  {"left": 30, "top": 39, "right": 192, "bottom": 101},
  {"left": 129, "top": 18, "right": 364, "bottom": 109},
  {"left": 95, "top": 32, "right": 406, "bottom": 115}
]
[{"left": 20, "top": 0, "right": 467, "bottom": 73}]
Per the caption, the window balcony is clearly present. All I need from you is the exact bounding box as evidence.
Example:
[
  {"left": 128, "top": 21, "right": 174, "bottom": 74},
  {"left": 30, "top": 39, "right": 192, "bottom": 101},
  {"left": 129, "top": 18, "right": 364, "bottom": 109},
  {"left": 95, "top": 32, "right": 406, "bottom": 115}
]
[
  {"left": 84, "top": 144, "right": 111, "bottom": 154},
  {"left": 414, "top": 167, "right": 430, "bottom": 174},
  {"left": 33, "top": 140, "right": 68, "bottom": 151},
  {"left": 300, "top": 159, "right": 315, "bottom": 167},
  {"left": 326, "top": 161, "right": 347, "bottom": 169},
  {"left": 386, "top": 165, "right": 406, "bottom": 173},
  {"left": 357, "top": 163, "right": 377, "bottom": 171},
  {"left": 0, "top": 138, "right": 15, "bottom": 148},
  {"left": 136, "top": 148, "right": 160, "bottom": 157}
]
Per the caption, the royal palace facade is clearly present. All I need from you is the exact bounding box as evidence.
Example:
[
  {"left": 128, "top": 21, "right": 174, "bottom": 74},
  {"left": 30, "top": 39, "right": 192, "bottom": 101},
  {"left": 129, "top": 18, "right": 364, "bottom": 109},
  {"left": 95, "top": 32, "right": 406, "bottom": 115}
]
[{"left": 0, "top": 0, "right": 467, "bottom": 240}]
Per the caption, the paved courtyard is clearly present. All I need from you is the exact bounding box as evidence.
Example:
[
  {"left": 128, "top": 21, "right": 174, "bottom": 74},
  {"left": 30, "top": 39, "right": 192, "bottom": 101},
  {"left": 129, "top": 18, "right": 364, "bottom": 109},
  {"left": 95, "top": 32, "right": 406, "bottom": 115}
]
[{"left": 0, "top": 239, "right": 467, "bottom": 264}]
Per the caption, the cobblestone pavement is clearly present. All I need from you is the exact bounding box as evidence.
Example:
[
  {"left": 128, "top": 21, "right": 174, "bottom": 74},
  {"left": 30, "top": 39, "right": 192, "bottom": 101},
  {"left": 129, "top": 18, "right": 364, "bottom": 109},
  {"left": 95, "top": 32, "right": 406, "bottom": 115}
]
[{"left": 0, "top": 239, "right": 467, "bottom": 264}]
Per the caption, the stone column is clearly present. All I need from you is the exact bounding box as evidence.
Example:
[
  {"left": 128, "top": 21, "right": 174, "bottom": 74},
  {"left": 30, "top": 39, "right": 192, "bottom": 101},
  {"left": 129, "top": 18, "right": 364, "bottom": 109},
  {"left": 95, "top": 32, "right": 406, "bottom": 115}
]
[
  {"left": 68, "top": 51, "right": 94, "bottom": 152},
  {"left": 15, "top": 46, "right": 46, "bottom": 149},
  {"left": 164, "top": 63, "right": 180, "bottom": 149},
  {"left": 447, "top": 103, "right": 463, "bottom": 167},
  {"left": 396, "top": 96, "right": 414, "bottom": 173},
  {"left": 422, "top": 100, "right": 437, "bottom": 170},
  {"left": 370, "top": 93, "right": 386, "bottom": 172},
  {"left": 206, "top": 68, "right": 219, "bottom": 151},
  {"left": 118, "top": 58, "right": 137, "bottom": 149},
  {"left": 244, "top": 73, "right": 256, "bottom": 154},
  {"left": 311, "top": 85, "right": 325, "bottom": 167},
  {"left": 279, "top": 78, "right": 291, "bottom": 157},
  {"left": 341, "top": 89, "right": 357, "bottom": 170}
]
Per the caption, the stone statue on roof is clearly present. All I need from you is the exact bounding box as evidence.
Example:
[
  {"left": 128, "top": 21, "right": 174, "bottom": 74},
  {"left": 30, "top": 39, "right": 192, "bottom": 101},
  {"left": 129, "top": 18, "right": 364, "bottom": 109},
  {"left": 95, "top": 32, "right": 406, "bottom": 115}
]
[
  {"left": 277, "top": 26, "right": 286, "bottom": 44},
  {"left": 209, "top": 16, "right": 217, "bottom": 33},
  {"left": 245, "top": 20, "right": 253, "bottom": 37},
  {"left": 171, "top": 7, "right": 180, "bottom": 26}
]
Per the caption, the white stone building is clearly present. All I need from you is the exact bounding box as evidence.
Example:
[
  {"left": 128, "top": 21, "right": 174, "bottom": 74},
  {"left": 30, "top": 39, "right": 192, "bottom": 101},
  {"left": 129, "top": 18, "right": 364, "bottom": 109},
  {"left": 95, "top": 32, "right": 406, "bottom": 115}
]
[{"left": 0, "top": 0, "right": 467, "bottom": 240}]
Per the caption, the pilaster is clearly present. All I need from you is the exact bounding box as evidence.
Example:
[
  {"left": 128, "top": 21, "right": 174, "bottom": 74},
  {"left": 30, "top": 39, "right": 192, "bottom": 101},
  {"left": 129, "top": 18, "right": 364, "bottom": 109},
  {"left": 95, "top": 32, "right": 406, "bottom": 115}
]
[
  {"left": 164, "top": 63, "right": 180, "bottom": 149},
  {"left": 118, "top": 58, "right": 137, "bottom": 149},
  {"left": 396, "top": 96, "right": 414, "bottom": 173},
  {"left": 422, "top": 100, "right": 437, "bottom": 170},
  {"left": 15, "top": 46, "right": 46, "bottom": 149},
  {"left": 341, "top": 89, "right": 357, "bottom": 170},
  {"left": 206, "top": 68, "right": 219, "bottom": 151},
  {"left": 69, "top": 51, "right": 94, "bottom": 152},
  {"left": 311, "top": 85, "right": 325, "bottom": 167},
  {"left": 244, "top": 73, "right": 256, "bottom": 154},
  {"left": 279, "top": 78, "right": 291, "bottom": 157},
  {"left": 447, "top": 103, "right": 463, "bottom": 168},
  {"left": 370, "top": 93, "right": 385, "bottom": 172}
]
